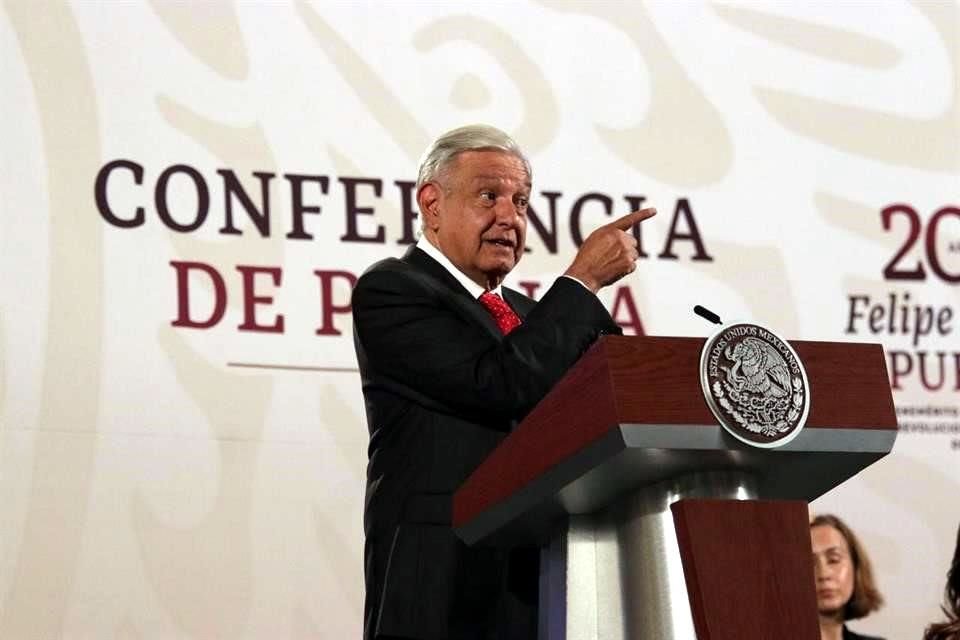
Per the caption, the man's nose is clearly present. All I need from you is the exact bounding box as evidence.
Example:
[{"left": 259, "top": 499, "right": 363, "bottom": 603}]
[{"left": 494, "top": 198, "right": 520, "bottom": 225}]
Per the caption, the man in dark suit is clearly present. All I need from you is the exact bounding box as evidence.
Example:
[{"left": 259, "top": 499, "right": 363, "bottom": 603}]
[{"left": 352, "top": 124, "right": 655, "bottom": 640}]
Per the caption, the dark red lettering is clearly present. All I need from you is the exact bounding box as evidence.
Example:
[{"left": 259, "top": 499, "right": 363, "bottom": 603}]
[
  {"left": 285, "top": 174, "right": 329, "bottom": 240},
  {"left": 609, "top": 286, "right": 645, "bottom": 336},
  {"left": 570, "top": 192, "right": 613, "bottom": 247},
  {"left": 926, "top": 206, "right": 960, "bottom": 283},
  {"left": 314, "top": 270, "right": 358, "bottom": 336},
  {"left": 526, "top": 191, "right": 562, "bottom": 254},
  {"left": 881, "top": 204, "right": 925, "bottom": 280},
  {"left": 236, "top": 265, "right": 284, "bottom": 333},
  {"left": 658, "top": 199, "right": 712, "bottom": 261},
  {"left": 218, "top": 169, "right": 275, "bottom": 237},
  {"left": 156, "top": 165, "right": 209, "bottom": 233},
  {"left": 516, "top": 280, "right": 541, "bottom": 299},
  {"left": 95, "top": 159, "right": 145, "bottom": 228},
  {"left": 917, "top": 351, "right": 946, "bottom": 391},
  {"left": 395, "top": 180, "right": 419, "bottom": 245},
  {"left": 170, "top": 260, "right": 227, "bottom": 329},
  {"left": 888, "top": 350, "right": 913, "bottom": 390},
  {"left": 340, "top": 177, "right": 385, "bottom": 243},
  {"left": 954, "top": 353, "right": 960, "bottom": 391}
]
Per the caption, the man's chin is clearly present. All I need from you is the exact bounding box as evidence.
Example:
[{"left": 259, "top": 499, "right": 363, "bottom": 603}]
[
  {"left": 480, "top": 263, "right": 515, "bottom": 286},
  {"left": 483, "top": 256, "right": 517, "bottom": 273}
]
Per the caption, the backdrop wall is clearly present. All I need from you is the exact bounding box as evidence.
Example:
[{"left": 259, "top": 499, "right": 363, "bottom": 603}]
[{"left": 1, "top": 1, "right": 958, "bottom": 638}]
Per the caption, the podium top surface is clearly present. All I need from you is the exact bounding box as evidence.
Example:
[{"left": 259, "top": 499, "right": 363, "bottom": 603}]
[{"left": 453, "top": 336, "right": 897, "bottom": 546}]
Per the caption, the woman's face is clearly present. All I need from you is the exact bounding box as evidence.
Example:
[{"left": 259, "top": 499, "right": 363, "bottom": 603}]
[{"left": 811, "top": 524, "right": 856, "bottom": 618}]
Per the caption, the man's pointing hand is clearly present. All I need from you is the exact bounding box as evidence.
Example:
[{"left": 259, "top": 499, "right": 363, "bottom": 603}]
[{"left": 563, "top": 207, "right": 657, "bottom": 293}]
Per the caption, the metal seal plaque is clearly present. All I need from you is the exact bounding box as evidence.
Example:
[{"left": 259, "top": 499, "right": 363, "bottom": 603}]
[{"left": 699, "top": 322, "right": 811, "bottom": 448}]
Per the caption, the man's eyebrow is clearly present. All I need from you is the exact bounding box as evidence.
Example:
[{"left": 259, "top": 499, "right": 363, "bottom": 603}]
[{"left": 469, "top": 175, "right": 533, "bottom": 189}]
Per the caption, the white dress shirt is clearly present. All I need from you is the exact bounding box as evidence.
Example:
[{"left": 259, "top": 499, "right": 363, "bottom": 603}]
[{"left": 416, "top": 236, "right": 503, "bottom": 298}]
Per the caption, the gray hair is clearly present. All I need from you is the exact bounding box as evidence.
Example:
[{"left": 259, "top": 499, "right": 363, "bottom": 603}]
[{"left": 415, "top": 124, "right": 531, "bottom": 192}]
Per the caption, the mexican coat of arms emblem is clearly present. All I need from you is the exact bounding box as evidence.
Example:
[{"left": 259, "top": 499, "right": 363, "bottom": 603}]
[{"left": 699, "top": 322, "right": 811, "bottom": 448}]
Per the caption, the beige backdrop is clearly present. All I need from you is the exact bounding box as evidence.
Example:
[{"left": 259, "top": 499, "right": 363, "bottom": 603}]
[{"left": 1, "top": 1, "right": 958, "bottom": 638}]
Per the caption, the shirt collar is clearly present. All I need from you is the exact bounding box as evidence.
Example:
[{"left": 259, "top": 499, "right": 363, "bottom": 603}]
[{"left": 416, "top": 236, "right": 503, "bottom": 298}]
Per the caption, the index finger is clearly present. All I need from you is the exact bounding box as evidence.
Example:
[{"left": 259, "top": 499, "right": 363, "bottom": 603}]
[{"left": 608, "top": 207, "right": 657, "bottom": 231}]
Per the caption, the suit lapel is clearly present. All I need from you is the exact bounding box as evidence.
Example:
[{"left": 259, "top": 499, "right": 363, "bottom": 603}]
[{"left": 402, "top": 246, "right": 504, "bottom": 340}]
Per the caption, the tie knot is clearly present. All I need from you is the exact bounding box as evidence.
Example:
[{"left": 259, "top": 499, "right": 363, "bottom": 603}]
[{"left": 478, "top": 292, "right": 522, "bottom": 335}]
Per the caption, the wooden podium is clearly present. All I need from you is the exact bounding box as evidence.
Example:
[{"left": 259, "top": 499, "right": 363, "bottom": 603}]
[{"left": 452, "top": 336, "right": 897, "bottom": 640}]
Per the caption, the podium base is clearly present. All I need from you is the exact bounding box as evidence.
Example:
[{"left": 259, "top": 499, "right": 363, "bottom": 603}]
[{"left": 539, "top": 471, "right": 757, "bottom": 640}]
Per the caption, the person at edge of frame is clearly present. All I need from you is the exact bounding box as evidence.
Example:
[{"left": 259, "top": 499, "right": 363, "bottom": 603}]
[
  {"left": 924, "top": 521, "right": 960, "bottom": 640},
  {"left": 811, "top": 514, "right": 886, "bottom": 640}
]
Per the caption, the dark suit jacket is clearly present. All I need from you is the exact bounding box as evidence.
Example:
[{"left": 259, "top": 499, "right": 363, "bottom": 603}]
[
  {"left": 352, "top": 246, "right": 619, "bottom": 640},
  {"left": 843, "top": 625, "right": 885, "bottom": 640}
]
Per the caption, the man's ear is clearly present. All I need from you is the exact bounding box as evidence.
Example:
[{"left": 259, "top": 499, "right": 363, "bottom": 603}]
[{"left": 417, "top": 182, "right": 442, "bottom": 231}]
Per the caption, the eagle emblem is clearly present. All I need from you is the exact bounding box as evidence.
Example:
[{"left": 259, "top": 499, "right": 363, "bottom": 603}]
[{"left": 699, "top": 323, "right": 810, "bottom": 448}]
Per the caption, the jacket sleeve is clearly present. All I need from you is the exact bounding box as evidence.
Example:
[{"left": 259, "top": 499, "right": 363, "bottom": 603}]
[{"left": 352, "top": 267, "right": 620, "bottom": 422}]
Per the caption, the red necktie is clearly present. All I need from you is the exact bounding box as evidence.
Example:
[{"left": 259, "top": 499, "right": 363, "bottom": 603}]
[{"left": 478, "top": 292, "right": 522, "bottom": 335}]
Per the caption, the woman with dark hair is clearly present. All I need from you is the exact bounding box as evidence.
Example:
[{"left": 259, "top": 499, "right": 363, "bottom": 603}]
[
  {"left": 924, "top": 522, "right": 960, "bottom": 640},
  {"left": 810, "top": 514, "right": 885, "bottom": 640}
]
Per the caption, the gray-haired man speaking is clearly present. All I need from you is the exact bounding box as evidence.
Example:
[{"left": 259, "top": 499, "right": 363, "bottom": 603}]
[{"left": 352, "top": 124, "right": 655, "bottom": 639}]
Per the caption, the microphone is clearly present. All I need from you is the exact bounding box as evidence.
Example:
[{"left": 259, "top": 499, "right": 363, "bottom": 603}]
[{"left": 693, "top": 305, "right": 722, "bottom": 325}]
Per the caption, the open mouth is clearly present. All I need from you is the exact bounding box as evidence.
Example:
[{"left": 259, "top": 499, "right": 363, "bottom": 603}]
[{"left": 485, "top": 238, "right": 515, "bottom": 249}]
